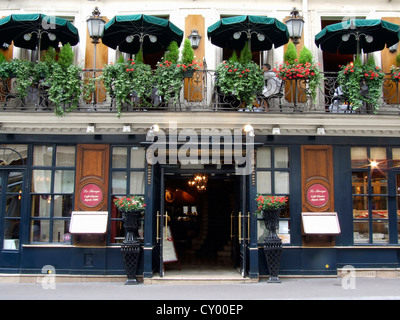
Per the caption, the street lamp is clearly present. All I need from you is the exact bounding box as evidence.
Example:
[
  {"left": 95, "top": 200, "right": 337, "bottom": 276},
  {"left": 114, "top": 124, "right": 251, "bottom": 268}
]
[
  {"left": 87, "top": 7, "right": 106, "bottom": 45},
  {"left": 86, "top": 7, "right": 106, "bottom": 105},
  {"left": 286, "top": 7, "right": 305, "bottom": 46},
  {"left": 188, "top": 29, "right": 202, "bottom": 49}
]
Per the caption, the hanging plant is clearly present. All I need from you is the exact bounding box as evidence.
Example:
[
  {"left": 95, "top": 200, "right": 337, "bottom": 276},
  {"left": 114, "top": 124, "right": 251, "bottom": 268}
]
[
  {"left": 337, "top": 59, "right": 384, "bottom": 113},
  {"left": 101, "top": 58, "right": 153, "bottom": 117},
  {"left": 216, "top": 60, "right": 264, "bottom": 109},
  {"left": 154, "top": 58, "right": 185, "bottom": 104}
]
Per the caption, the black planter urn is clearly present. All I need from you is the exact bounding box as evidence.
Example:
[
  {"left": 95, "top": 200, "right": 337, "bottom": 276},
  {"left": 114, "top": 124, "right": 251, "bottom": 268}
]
[
  {"left": 121, "top": 210, "right": 142, "bottom": 285},
  {"left": 263, "top": 209, "right": 283, "bottom": 283}
]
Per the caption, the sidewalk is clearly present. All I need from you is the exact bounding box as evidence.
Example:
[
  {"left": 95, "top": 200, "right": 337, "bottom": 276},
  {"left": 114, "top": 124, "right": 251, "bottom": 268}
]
[{"left": 1, "top": 277, "right": 400, "bottom": 300}]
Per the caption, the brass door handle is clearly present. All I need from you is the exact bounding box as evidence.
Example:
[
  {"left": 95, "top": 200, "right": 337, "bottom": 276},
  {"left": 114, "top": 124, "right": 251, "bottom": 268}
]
[
  {"left": 165, "top": 211, "right": 168, "bottom": 238},
  {"left": 156, "top": 211, "right": 160, "bottom": 241},
  {"left": 238, "top": 212, "right": 242, "bottom": 241}
]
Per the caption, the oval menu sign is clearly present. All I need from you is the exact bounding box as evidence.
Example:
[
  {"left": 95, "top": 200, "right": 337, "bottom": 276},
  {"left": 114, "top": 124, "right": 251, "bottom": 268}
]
[
  {"left": 80, "top": 183, "right": 103, "bottom": 208},
  {"left": 306, "top": 183, "right": 329, "bottom": 208}
]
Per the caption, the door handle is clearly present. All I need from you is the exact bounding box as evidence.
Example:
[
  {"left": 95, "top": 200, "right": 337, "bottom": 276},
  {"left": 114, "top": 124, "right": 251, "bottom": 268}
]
[
  {"left": 156, "top": 211, "right": 160, "bottom": 241},
  {"left": 238, "top": 212, "right": 242, "bottom": 242},
  {"left": 247, "top": 212, "right": 250, "bottom": 241},
  {"left": 230, "top": 212, "right": 234, "bottom": 239},
  {"left": 165, "top": 211, "right": 168, "bottom": 239}
]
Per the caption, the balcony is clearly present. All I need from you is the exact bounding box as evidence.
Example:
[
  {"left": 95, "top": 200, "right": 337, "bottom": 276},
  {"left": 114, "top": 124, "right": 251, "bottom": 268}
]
[{"left": 0, "top": 68, "right": 399, "bottom": 115}]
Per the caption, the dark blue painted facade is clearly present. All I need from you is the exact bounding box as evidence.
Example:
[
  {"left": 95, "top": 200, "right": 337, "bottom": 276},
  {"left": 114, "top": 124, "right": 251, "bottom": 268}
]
[{"left": 0, "top": 133, "right": 399, "bottom": 278}]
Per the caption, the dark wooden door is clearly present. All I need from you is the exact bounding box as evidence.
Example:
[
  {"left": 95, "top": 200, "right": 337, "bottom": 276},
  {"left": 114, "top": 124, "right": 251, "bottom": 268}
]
[{"left": 74, "top": 144, "right": 109, "bottom": 211}]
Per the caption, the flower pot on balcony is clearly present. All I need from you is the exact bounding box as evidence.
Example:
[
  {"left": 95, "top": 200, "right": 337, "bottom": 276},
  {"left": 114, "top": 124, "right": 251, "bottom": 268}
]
[{"left": 183, "top": 70, "right": 194, "bottom": 78}]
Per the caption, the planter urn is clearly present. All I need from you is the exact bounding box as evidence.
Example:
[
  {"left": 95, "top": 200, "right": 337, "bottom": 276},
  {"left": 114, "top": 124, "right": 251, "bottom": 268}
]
[
  {"left": 121, "top": 210, "right": 142, "bottom": 285},
  {"left": 263, "top": 209, "right": 283, "bottom": 283}
]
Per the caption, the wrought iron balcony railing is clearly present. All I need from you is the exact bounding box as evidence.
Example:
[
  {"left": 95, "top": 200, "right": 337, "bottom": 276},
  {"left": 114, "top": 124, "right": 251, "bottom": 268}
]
[{"left": 1, "top": 69, "right": 399, "bottom": 115}]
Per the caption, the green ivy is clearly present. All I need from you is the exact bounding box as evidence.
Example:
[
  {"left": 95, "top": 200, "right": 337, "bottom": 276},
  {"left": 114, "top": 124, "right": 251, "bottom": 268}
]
[
  {"left": 337, "top": 59, "right": 384, "bottom": 113},
  {"left": 154, "top": 59, "right": 184, "bottom": 104},
  {"left": 102, "top": 59, "right": 154, "bottom": 117},
  {"left": 216, "top": 60, "right": 264, "bottom": 109}
]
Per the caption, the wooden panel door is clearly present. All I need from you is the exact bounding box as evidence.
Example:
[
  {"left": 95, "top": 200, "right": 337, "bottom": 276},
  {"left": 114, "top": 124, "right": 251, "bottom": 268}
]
[
  {"left": 301, "top": 145, "right": 334, "bottom": 213},
  {"left": 74, "top": 144, "right": 109, "bottom": 211}
]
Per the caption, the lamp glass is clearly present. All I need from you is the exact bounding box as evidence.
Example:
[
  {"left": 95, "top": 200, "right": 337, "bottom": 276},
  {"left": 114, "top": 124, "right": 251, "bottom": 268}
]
[
  {"left": 87, "top": 17, "right": 106, "bottom": 38},
  {"left": 286, "top": 18, "right": 304, "bottom": 39}
]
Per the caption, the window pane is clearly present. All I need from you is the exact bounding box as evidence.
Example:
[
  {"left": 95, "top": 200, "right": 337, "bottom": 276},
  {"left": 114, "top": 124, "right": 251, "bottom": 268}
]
[
  {"left": 110, "top": 220, "right": 125, "bottom": 244},
  {"left": 130, "top": 147, "right": 146, "bottom": 168},
  {"left": 53, "top": 195, "right": 73, "bottom": 218},
  {"left": 112, "top": 172, "right": 127, "bottom": 194},
  {"left": 353, "top": 195, "right": 368, "bottom": 218},
  {"left": 31, "top": 220, "right": 50, "bottom": 242},
  {"left": 53, "top": 220, "right": 70, "bottom": 243},
  {"left": 352, "top": 171, "right": 368, "bottom": 194},
  {"left": 5, "top": 195, "right": 21, "bottom": 218},
  {"left": 275, "top": 171, "right": 289, "bottom": 194},
  {"left": 274, "top": 147, "right": 289, "bottom": 168},
  {"left": 56, "top": 146, "right": 75, "bottom": 167},
  {"left": 112, "top": 147, "right": 127, "bottom": 168},
  {"left": 32, "top": 170, "right": 51, "bottom": 193},
  {"left": 371, "top": 171, "right": 387, "bottom": 195},
  {"left": 130, "top": 172, "right": 145, "bottom": 194},
  {"left": 398, "top": 221, "right": 400, "bottom": 243},
  {"left": 257, "top": 171, "right": 271, "bottom": 194},
  {"left": 7, "top": 171, "right": 23, "bottom": 193},
  {"left": 351, "top": 147, "right": 368, "bottom": 168},
  {"left": 370, "top": 147, "right": 386, "bottom": 169},
  {"left": 256, "top": 147, "right": 271, "bottom": 168},
  {"left": 33, "top": 146, "right": 53, "bottom": 166},
  {"left": 3, "top": 219, "right": 19, "bottom": 249},
  {"left": 373, "top": 220, "right": 389, "bottom": 244},
  {"left": 393, "top": 148, "right": 400, "bottom": 168},
  {"left": 354, "top": 221, "right": 369, "bottom": 243},
  {"left": 371, "top": 196, "right": 388, "bottom": 219},
  {"left": 0, "top": 145, "right": 28, "bottom": 166},
  {"left": 31, "top": 195, "right": 51, "bottom": 217},
  {"left": 54, "top": 170, "right": 75, "bottom": 193}
]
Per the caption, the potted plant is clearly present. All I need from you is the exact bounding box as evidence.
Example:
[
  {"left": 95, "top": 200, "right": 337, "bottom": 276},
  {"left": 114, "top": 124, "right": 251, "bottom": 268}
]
[
  {"left": 113, "top": 195, "right": 146, "bottom": 285},
  {"left": 255, "top": 194, "right": 287, "bottom": 283},
  {"left": 154, "top": 41, "right": 184, "bottom": 105},
  {"left": 101, "top": 56, "right": 153, "bottom": 117},
  {"left": 274, "top": 60, "right": 322, "bottom": 103},
  {"left": 390, "top": 65, "right": 400, "bottom": 82},
  {"left": 215, "top": 45, "right": 264, "bottom": 110},
  {"left": 154, "top": 58, "right": 184, "bottom": 105},
  {"left": 337, "top": 57, "right": 385, "bottom": 113},
  {"left": 255, "top": 195, "right": 288, "bottom": 225},
  {"left": 181, "top": 38, "right": 197, "bottom": 78},
  {"left": 43, "top": 45, "right": 83, "bottom": 116}
]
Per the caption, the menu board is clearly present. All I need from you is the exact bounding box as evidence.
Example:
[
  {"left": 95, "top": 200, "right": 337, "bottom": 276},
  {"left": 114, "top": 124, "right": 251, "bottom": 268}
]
[
  {"left": 69, "top": 211, "right": 108, "bottom": 234},
  {"left": 301, "top": 212, "right": 341, "bottom": 235}
]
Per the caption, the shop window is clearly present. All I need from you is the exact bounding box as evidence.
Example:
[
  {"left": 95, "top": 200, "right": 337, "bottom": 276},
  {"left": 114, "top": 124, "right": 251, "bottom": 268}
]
[
  {"left": 256, "top": 147, "right": 290, "bottom": 244},
  {"left": 352, "top": 147, "right": 389, "bottom": 244},
  {"left": 30, "top": 145, "right": 75, "bottom": 243},
  {"left": 110, "top": 146, "right": 145, "bottom": 244}
]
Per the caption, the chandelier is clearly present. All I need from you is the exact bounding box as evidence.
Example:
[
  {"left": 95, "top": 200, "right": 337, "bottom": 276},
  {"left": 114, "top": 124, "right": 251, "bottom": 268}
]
[{"left": 188, "top": 173, "right": 208, "bottom": 192}]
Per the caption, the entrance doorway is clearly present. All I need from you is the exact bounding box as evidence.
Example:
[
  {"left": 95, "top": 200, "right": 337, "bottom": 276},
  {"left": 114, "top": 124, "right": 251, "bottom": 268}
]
[{"left": 161, "top": 170, "right": 242, "bottom": 273}]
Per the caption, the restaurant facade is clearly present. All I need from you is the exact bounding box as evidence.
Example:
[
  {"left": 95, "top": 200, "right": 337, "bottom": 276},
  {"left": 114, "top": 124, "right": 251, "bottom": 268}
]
[{"left": 0, "top": 0, "right": 400, "bottom": 280}]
